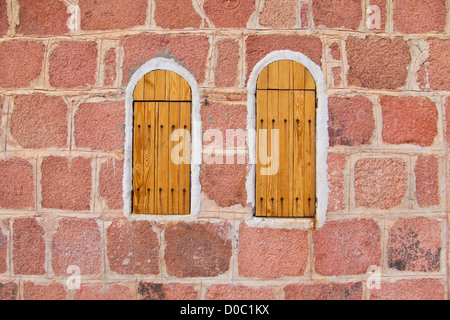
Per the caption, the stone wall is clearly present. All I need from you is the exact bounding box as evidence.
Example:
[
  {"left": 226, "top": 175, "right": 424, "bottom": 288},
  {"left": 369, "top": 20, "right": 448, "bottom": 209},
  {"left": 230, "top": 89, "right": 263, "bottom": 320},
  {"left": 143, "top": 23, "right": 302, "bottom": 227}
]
[{"left": 0, "top": 0, "right": 448, "bottom": 300}]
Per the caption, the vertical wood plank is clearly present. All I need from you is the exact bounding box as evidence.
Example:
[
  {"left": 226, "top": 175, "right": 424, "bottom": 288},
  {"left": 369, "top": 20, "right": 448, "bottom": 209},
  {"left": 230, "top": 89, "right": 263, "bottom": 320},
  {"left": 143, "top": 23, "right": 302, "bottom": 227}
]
[
  {"left": 168, "top": 102, "right": 180, "bottom": 214},
  {"left": 267, "top": 89, "right": 278, "bottom": 217},
  {"left": 134, "top": 77, "right": 144, "bottom": 100},
  {"left": 304, "top": 91, "right": 316, "bottom": 217},
  {"left": 293, "top": 90, "right": 304, "bottom": 217},
  {"left": 133, "top": 102, "right": 145, "bottom": 213},
  {"left": 256, "top": 89, "right": 268, "bottom": 217},
  {"left": 179, "top": 101, "right": 191, "bottom": 215},
  {"left": 155, "top": 69, "right": 166, "bottom": 100},
  {"left": 288, "top": 89, "right": 294, "bottom": 217},
  {"left": 293, "top": 62, "right": 305, "bottom": 90},
  {"left": 278, "top": 90, "right": 289, "bottom": 217},
  {"left": 170, "top": 71, "right": 181, "bottom": 101},
  {"left": 279, "top": 60, "right": 291, "bottom": 90},
  {"left": 144, "top": 71, "right": 155, "bottom": 101},
  {"left": 156, "top": 101, "right": 169, "bottom": 214},
  {"left": 143, "top": 102, "right": 156, "bottom": 214},
  {"left": 257, "top": 66, "right": 268, "bottom": 89},
  {"left": 268, "top": 61, "right": 279, "bottom": 89},
  {"left": 304, "top": 68, "right": 316, "bottom": 90}
]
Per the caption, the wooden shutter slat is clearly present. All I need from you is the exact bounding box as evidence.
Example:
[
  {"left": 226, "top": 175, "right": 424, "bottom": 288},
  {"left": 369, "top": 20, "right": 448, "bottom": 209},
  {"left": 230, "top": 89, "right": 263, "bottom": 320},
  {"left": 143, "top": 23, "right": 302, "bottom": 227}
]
[
  {"left": 180, "top": 101, "right": 191, "bottom": 215},
  {"left": 305, "top": 68, "right": 316, "bottom": 90},
  {"left": 266, "top": 89, "right": 278, "bottom": 217},
  {"left": 170, "top": 72, "right": 180, "bottom": 101},
  {"left": 155, "top": 70, "right": 166, "bottom": 100},
  {"left": 143, "top": 102, "right": 156, "bottom": 214},
  {"left": 293, "top": 63, "right": 305, "bottom": 90},
  {"left": 304, "top": 91, "right": 316, "bottom": 217},
  {"left": 293, "top": 90, "right": 305, "bottom": 217},
  {"left": 144, "top": 71, "right": 155, "bottom": 100},
  {"left": 133, "top": 102, "right": 145, "bottom": 213},
  {"left": 256, "top": 89, "right": 268, "bottom": 217},
  {"left": 134, "top": 78, "right": 145, "bottom": 100},
  {"left": 278, "top": 90, "right": 290, "bottom": 217},
  {"left": 268, "top": 61, "right": 279, "bottom": 89},
  {"left": 257, "top": 66, "right": 268, "bottom": 89},
  {"left": 168, "top": 102, "right": 180, "bottom": 214},
  {"left": 279, "top": 60, "right": 291, "bottom": 90}
]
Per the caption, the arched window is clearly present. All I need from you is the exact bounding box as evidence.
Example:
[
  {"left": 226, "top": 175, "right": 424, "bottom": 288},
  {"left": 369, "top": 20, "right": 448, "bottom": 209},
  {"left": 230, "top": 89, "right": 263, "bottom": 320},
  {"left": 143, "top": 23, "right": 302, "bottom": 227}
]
[
  {"left": 255, "top": 60, "right": 316, "bottom": 218},
  {"left": 132, "top": 69, "right": 191, "bottom": 215}
]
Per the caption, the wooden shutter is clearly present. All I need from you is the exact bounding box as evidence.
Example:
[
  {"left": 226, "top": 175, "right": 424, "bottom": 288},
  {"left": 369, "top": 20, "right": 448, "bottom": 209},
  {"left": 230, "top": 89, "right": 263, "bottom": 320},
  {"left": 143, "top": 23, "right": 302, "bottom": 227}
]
[
  {"left": 133, "top": 70, "right": 191, "bottom": 215},
  {"left": 256, "top": 60, "right": 316, "bottom": 218}
]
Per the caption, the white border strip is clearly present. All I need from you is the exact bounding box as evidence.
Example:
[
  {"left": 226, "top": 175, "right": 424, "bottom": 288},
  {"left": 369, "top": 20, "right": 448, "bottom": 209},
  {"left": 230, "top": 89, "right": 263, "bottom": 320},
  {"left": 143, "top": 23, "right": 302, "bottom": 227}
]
[
  {"left": 246, "top": 50, "right": 329, "bottom": 228},
  {"left": 123, "top": 58, "right": 202, "bottom": 220}
]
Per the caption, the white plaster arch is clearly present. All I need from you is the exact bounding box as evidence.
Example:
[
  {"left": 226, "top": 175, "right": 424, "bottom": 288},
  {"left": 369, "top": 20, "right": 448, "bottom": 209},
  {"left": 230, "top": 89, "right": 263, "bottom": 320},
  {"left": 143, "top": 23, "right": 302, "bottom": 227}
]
[
  {"left": 246, "top": 50, "right": 329, "bottom": 228},
  {"left": 123, "top": 57, "right": 201, "bottom": 220}
]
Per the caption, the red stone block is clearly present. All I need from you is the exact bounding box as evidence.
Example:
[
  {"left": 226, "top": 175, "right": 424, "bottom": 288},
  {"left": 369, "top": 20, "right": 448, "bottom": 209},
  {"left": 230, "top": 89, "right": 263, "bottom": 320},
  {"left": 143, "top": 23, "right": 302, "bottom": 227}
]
[
  {"left": 200, "top": 161, "right": 247, "bottom": 208},
  {"left": 103, "top": 48, "right": 117, "bottom": 86},
  {"left": 300, "top": 3, "right": 309, "bottom": 28},
  {"left": 51, "top": 218, "right": 102, "bottom": 276},
  {"left": 328, "top": 95, "right": 375, "bottom": 146},
  {"left": 418, "top": 39, "right": 450, "bottom": 91},
  {"left": 284, "top": 282, "right": 362, "bottom": 300},
  {"left": 122, "top": 34, "right": 210, "bottom": 84},
  {"left": 41, "top": 156, "right": 92, "bottom": 211},
  {"left": 154, "top": 0, "right": 202, "bottom": 29},
  {"left": 204, "top": 0, "right": 255, "bottom": 28},
  {"left": 388, "top": 218, "right": 441, "bottom": 272},
  {"left": 215, "top": 39, "right": 240, "bottom": 87},
  {"left": 0, "top": 0, "right": 9, "bottom": 37},
  {"left": 0, "top": 40, "right": 45, "bottom": 88},
  {"left": 10, "top": 94, "right": 68, "bottom": 149},
  {"left": 164, "top": 222, "right": 232, "bottom": 278},
  {"left": 246, "top": 35, "right": 323, "bottom": 79},
  {"left": 393, "top": 0, "right": 446, "bottom": 34},
  {"left": 0, "top": 158, "right": 34, "bottom": 210},
  {"left": 329, "top": 43, "right": 341, "bottom": 60},
  {"left": 74, "top": 102, "right": 124, "bottom": 151},
  {"left": 381, "top": 96, "right": 438, "bottom": 147},
  {"left": 370, "top": 279, "right": 444, "bottom": 300},
  {"left": 13, "top": 218, "right": 46, "bottom": 275},
  {"left": 76, "top": 284, "right": 133, "bottom": 300},
  {"left": 238, "top": 224, "right": 308, "bottom": 278},
  {"left": 16, "top": 0, "right": 70, "bottom": 36},
  {"left": 354, "top": 158, "right": 407, "bottom": 210},
  {"left": 138, "top": 282, "right": 199, "bottom": 300},
  {"left": 327, "top": 153, "right": 346, "bottom": 213},
  {"left": 23, "top": 281, "right": 67, "bottom": 300},
  {"left": 313, "top": 219, "right": 381, "bottom": 276},
  {"left": 0, "top": 282, "right": 18, "bottom": 300},
  {"left": 79, "top": 0, "right": 147, "bottom": 31},
  {"left": 107, "top": 219, "right": 159, "bottom": 275},
  {"left": 346, "top": 36, "right": 410, "bottom": 90},
  {"left": 99, "top": 159, "right": 124, "bottom": 210},
  {"left": 332, "top": 66, "right": 342, "bottom": 87},
  {"left": 206, "top": 284, "right": 275, "bottom": 300},
  {"left": 415, "top": 155, "right": 440, "bottom": 208},
  {"left": 49, "top": 41, "right": 98, "bottom": 89},
  {"left": 259, "top": 0, "right": 297, "bottom": 28},
  {"left": 201, "top": 103, "right": 246, "bottom": 138},
  {"left": 312, "top": 0, "right": 362, "bottom": 30}
]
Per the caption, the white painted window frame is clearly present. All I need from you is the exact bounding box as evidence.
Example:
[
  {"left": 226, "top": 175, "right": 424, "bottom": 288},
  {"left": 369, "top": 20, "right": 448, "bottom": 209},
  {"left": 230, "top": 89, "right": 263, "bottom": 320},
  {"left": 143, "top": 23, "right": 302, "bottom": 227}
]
[
  {"left": 123, "top": 58, "right": 202, "bottom": 220},
  {"left": 245, "top": 50, "right": 329, "bottom": 228}
]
